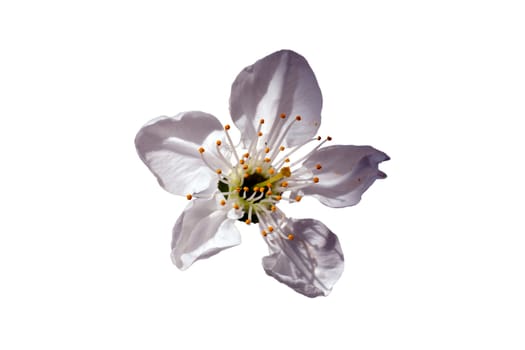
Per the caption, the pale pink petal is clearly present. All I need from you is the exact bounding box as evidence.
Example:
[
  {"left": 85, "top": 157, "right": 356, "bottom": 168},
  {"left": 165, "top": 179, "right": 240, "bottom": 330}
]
[
  {"left": 297, "top": 145, "right": 389, "bottom": 208},
  {"left": 262, "top": 218, "right": 344, "bottom": 297},
  {"left": 230, "top": 50, "right": 322, "bottom": 147},
  {"left": 135, "top": 111, "right": 225, "bottom": 197},
  {"left": 171, "top": 197, "right": 242, "bottom": 270}
]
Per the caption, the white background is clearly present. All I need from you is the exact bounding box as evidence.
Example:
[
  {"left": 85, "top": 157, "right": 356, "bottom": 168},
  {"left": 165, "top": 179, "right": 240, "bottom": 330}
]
[{"left": 1, "top": 1, "right": 524, "bottom": 349}]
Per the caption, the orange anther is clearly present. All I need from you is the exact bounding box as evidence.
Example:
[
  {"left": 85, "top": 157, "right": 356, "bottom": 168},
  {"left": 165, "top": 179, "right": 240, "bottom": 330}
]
[
  {"left": 216, "top": 140, "right": 222, "bottom": 146},
  {"left": 216, "top": 169, "right": 222, "bottom": 174},
  {"left": 186, "top": 194, "right": 192, "bottom": 200},
  {"left": 295, "top": 115, "right": 302, "bottom": 121},
  {"left": 279, "top": 146, "right": 285, "bottom": 151},
  {"left": 287, "top": 234, "right": 295, "bottom": 240},
  {"left": 264, "top": 147, "right": 270, "bottom": 153},
  {"left": 316, "top": 164, "right": 322, "bottom": 170},
  {"left": 198, "top": 147, "right": 205, "bottom": 154},
  {"left": 268, "top": 226, "right": 274, "bottom": 232},
  {"left": 280, "top": 113, "right": 286, "bottom": 119},
  {"left": 260, "top": 118, "right": 265, "bottom": 124},
  {"left": 245, "top": 219, "right": 251, "bottom": 225},
  {"left": 313, "top": 177, "right": 319, "bottom": 183},
  {"left": 233, "top": 203, "right": 240, "bottom": 210},
  {"left": 225, "top": 124, "right": 231, "bottom": 130},
  {"left": 295, "top": 195, "right": 302, "bottom": 202},
  {"left": 220, "top": 199, "right": 226, "bottom": 206}
]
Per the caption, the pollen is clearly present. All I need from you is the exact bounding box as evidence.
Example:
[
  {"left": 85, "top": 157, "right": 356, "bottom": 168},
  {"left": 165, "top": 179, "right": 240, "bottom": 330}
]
[
  {"left": 186, "top": 194, "right": 192, "bottom": 200},
  {"left": 287, "top": 234, "right": 295, "bottom": 241},
  {"left": 220, "top": 199, "right": 226, "bottom": 206},
  {"left": 224, "top": 124, "right": 231, "bottom": 130},
  {"left": 198, "top": 147, "right": 205, "bottom": 154},
  {"left": 216, "top": 140, "right": 222, "bottom": 146},
  {"left": 313, "top": 177, "right": 319, "bottom": 183},
  {"left": 280, "top": 167, "right": 291, "bottom": 177},
  {"left": 316, "top": 164, "right": 322, "bottom": 170},
  {"left": 295, "top": 115, "right": 302, "bottom": 121}
]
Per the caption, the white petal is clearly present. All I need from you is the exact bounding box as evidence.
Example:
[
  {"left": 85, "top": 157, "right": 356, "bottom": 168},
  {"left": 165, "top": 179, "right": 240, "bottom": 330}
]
[
  {"left": 230, "top": 50, "right": 322, "bottom": 147},
  {"left": 171, "top": 197, "right": 241, "bottom": 270},
  {"left": 298, "top": 145, "right": 389, "bottom": 208},
  {"left": 135, "top": 111, "right": 225, "bottom": 197},
  {"left": 262, "top": 218, "right": 344, "bottom": 297}
]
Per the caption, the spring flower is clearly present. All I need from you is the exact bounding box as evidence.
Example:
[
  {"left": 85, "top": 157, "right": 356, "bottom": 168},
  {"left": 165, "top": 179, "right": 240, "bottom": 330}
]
[{"left": 135, "top": 50, "right": 389, "bottom": 297}]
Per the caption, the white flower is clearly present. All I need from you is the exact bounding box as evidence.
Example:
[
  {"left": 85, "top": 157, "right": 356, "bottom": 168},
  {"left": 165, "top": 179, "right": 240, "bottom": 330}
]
[{"left": 135, "top": 50, "right": 389, "bottom": 297}]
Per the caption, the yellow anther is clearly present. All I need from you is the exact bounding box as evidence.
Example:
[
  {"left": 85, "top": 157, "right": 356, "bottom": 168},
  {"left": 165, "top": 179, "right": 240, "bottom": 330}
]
[
  {"left": 245, "top": 219, "right": 251, "bottom": 225},
  {"left": 266, "top": 183, "right": 272, "bottom": 188},
  {"left": 243, "top": 164, "right": 248, "bottom": 170},
  {"left": 243, "top": 186, "right": 249, "bottom": 192},
  {"left": 279, "top": 146, "right": 285, "bottom": 151},
  {"left": 239, "top": 159, "right": 245, "bottom": 165},
  {"left": 275, "top": 195, "right": 282, "bottom": 201},
  {"left": 220, "top": 199, "right": 226, "bottom": 206},
  {"left": 287, "top": 234, "right": 295, "bottom": 241},
  {"left": 266, "top": 190, "right": 273, "bottom": 196},
  {"left": 315, "top": 164, "right": 322, "bottom": 170},
  {"left": 280, "top": 167, "right": 291, "bottom": 177},
  {"left": 198, "top": 147, "right": 205, "bottom": 154},
  {"left": 264, "top": 147, "right": 270, "bottom": 153},
  {"left": 225, "top": 124, "right": 231, "bottom": 130},
  {"left": 261, "top": 230, "right": 267, "bottom": 237},
  {"left": 281, "top": 181, "right": 288, "bottom": 188},
  {"left": 259, "top": 187, "right": 265, "bottom": 193},
  {"left": 295, "top": 195, "right": 302, "bottom": 202},
  {"left": 285, "top": 158, "right": 290, "bottom": 163},
  {"left": 271, "top": 205, "right": 277, "bottom": 212},
  {"left": 256, "top": 167, "right": 262, "bottom": 173},
  {"left": 327, "top": 136, "right": 332, "bottom": 141},
  {"left": 313, "top": 177, "right": 319, "bottom": 183},
  {"left": 280, "top": 113, "right": 286, "bottom": 119},
  {"left": 233, "top": 203, "right": 240, "bottom": 210},
  {"left": 216, "top": 169, "right": 222, "bottom": 174},
  {"left": 243, "top": 153, "right": 250, "bottom": 158},
  {"left": 253, "top": 186, "right": 259, "bottom": 192},
  {"left": 186, "top": 194, "right": 193, "bottom": 200},
  {"left": 216, "top": 140, "right": 222, "bottom": 146},
  {"left": 268, "top": 226, "right": 274, "bottom": 232},
  {"left": 268, "top": 168, "right": 275, "bottom": 175},
  {"left": 264, "top": 157, "right": 271, "bottom": 163},
  {"left": 295, "top": 115, "right": 302, "bottom": 121},
  {"left": 260, "top": 118, "right": 265, "bottom": 124},
  {"left": 258, "top": 131, "right": 263, "bottom": 137}
]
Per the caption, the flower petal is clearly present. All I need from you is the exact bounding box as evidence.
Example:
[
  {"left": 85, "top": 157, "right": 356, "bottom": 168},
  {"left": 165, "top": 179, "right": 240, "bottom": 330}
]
[
  {"left": 230, "top": 50, "right": 322, "bottom": 147},
  {"left": 297, "top": 145, "right": 389, "bottom": 208},
  {"left": 262, "top": 218, "right": 344, "bottom": 297},
  {"left": 135, "top": 111, "right": 225, "bottom": 197},
  {"left": 171, "top": 197, "right": 242, "bottom": 270}
]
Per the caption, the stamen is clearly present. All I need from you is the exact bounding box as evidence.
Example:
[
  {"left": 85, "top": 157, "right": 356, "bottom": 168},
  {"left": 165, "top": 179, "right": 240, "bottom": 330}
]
[
  {"left": 316, "top": 164, "right": 322, "bottom": 170},
  {"left": 216, "top": 169, "right": 222, "bottom": 175},
  {"left": 198, "top": 147, "right": 205, "bottom": 154},
  {"left": 224, "top": 124, "right": 240, "bottom": 163},
  {"left": 220, "top": 199, "right": 226, "bottom": 206},
  {"left": 287, "top": 234, "right": 295, "bottom": 240},
  {"left": 233, "top": 203, "right": 240, "bottom": 210},
  {"left": 313, "top": 177, "right": 319, "bottom": 183},
  {"left": 186, "top": 194, "right": 192, "bottom": 200},
  {"left": 295, "top": 195, "right": 302, "bottom": 202},
  {"left": 216, "top": 140, "right": 222, "bottom": 146}
]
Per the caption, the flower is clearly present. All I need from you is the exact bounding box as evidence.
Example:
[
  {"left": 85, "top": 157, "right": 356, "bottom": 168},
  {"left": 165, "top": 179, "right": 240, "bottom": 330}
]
[{"left": 135, "top": 50, "right": 389, "bottom": 297}]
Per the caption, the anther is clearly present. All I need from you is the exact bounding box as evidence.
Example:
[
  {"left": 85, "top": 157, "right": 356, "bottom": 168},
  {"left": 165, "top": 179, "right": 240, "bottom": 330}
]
[
  {"left": 253, "top": 186, "right": 259, "bottom": 192},
  {"left": 260, "top": 118, "right": 265, "bottom": 124},
  {"left": 295, "top": 195, "right": 302, "bottom": 202},
  {"left": 258, "top": 131, "right": 263, "bottom": 137},
  {"left": 317, "top": 136, "right": 322, "bottom": 141},
  {"left": 281, "top": 181, "right": 288, "bottom": 188},
  {"left": 186, "top": 194, "right": 192, "bottom": 200},
  {"left": 315, "top": 164, "right": 322, "bottom": 170},
  {"left": 266, "top": 190, "right": 273, "bottom": 196},
  {"left": 259, "top": 187, "right": 265, "bottom": 193},
  {"left": 295, "top": 115, "right": 302, "bottom": 121},
  {"left": 216, "top": 169, "right": 222, "bottom": 174},
  {"left": 198, "top": 147, "right": 205, "bottom": 154},
  {"left": 280, "top": 167, "right": 291, "bottom": 177},
  {"left": 313, "top": 177, "right": 320, "bottom": 183},
  {"left": 243, "top": 153, "right": 250, "bottom": 158},
  {"left": 233, "top": 203, "right": 240, "bottom": 210},
  {"left": 264, "top": 147, "right": 270, "bottom": 153},
  {"left": 285, "top": 158, "right": 290, "bottom": 163},
  {"left": 256, "top": 167, "right": 262, "bottom": 173},
  {"left": 275, "top": 195, "right": 282, "bottom": 201},
  {"left": 243, "top": 173, "right": 249, "bottom": 178},
  {"left": 225, "top": 124, "right": 231, "bottom": 130},
  {"left": 287, "top": 234, "right": 295, "bottom": 240},
  {"left": 216, "top": 140, "right": 222, "bottom": 146},
  {"left": 261, "top": 230, "right": 267, "bottom": 237},
  {"left": 245, "top": 219, "right": 251, "bottom": 225},
  {"left": 243, "top": 186, "right": 249, "bottom": 192},
  {"left": 279, "top": 146, "right": 285, "bottom": 151},
  {"left": 280, "top": 113, "right": 286, "bottom": 119},
  {"left": 271, "top": 205, "right": 277, "bottom": 212},
  {"left": 239, "top": 159, "right": 245, "bottom": 165},
  {"left": 268, "top": 226, "right": 274, "bottom": 232},
  {"left": 327, "top": 136, "right": 332, "bottom": 141},
  {"left": 220, "top": 199, "right": 226, "bottom": 206},
  {"left": 243, "top": 164, "right": 248, "bottom": 170},
  {"left": 268, "top": 168, "right": 275, "bottom": 175},
  {"left": 264, "top": 157, "right": 271, "bottom": 163}
]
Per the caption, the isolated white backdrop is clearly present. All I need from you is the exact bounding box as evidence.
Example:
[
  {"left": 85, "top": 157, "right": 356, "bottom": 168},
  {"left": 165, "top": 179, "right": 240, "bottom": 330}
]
[{"left": 1, "top": 1, "right": 524, "bottom": 349}]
